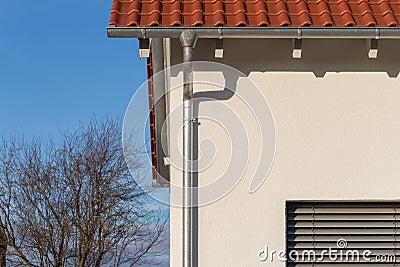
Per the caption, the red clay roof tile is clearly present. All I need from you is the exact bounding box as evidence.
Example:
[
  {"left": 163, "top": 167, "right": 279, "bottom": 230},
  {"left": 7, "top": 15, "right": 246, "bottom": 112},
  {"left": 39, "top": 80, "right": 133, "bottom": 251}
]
[
  {"left": 308, "top": 0, "right": 334, "bottom": 26},
  {"left": 224, "top": 0, "right": 248, "bottom": 26},
  {"left": 204, "top": 0, "right": 225, "bottom": 26},
  {"left": 265, "top": 0, "right": 291, "bottom": 26},
  {"left": 182, "top": 0, "right": 204, "bottom": 25},
  {"left": 370, "top": 0, "right": 398, "bottom": 25},
  {"left": 245, "top": 0, "right": 269, "bottom": 26},
  {"left": 347, "top": 0, "right": 376, "bottom": 26},
  {"left": 389, "top": 0, "right": 400, "bottom": 22},
  {"left": 161, "top": 0, "right": 182, "bottom": 26},
  {"left": 287, "top": 0, "right": 312, "bottom": 26},
  {"left": 328, "top": 1, "right": 356, "bottom": 26},
  {"left": 109, "top": 0, "right": 400, "bottom": 27}
]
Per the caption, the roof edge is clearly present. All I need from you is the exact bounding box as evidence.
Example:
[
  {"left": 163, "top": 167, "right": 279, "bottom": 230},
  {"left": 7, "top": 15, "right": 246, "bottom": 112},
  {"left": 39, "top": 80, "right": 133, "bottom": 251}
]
[{"left": 107, "top": 26, "right": 400, "bottom": 39}]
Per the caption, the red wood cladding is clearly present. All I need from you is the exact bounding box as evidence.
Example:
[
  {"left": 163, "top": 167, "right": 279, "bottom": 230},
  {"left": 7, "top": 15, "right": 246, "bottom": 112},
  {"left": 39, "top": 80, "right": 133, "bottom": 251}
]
[
  {"left": 110, "top": 0, "right": 400, "bottom": 27},
  {"left": 146, "top": 55, "right": 158, "bottom": 178}
]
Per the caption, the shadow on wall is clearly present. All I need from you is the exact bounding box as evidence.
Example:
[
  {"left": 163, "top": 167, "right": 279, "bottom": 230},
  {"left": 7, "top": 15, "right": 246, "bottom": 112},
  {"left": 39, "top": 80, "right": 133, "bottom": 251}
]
[{"left": 171, "top": 38, "right": 400, "bottom": 78}]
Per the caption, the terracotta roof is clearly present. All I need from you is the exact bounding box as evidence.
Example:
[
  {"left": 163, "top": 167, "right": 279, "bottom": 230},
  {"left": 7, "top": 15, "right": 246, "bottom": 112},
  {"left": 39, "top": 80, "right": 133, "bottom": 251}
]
[{"left": 109, "top": 0, "right": 400, "bottom": 27}]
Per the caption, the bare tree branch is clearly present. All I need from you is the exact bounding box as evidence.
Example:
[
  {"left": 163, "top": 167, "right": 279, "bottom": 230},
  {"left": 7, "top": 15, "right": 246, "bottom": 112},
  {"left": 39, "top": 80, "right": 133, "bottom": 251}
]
[{"left": 0, "top": 118, "right": 167, "bottom": 267}]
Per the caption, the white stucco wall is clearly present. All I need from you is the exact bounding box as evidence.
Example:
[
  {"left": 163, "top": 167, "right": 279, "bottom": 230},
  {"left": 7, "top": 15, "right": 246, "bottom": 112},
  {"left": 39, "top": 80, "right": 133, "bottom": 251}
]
[{"left": 167, "top": 38, "right": 400, "bottom": 267}]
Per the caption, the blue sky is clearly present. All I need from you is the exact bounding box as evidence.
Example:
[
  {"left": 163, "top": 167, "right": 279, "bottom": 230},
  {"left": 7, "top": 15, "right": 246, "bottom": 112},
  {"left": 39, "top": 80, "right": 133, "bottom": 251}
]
[
  {"left": 0, "top": 0, "right": 169, "bottom": 265},
  {"left": 0, "top": 0, "right": 146, "bottom": 137}
]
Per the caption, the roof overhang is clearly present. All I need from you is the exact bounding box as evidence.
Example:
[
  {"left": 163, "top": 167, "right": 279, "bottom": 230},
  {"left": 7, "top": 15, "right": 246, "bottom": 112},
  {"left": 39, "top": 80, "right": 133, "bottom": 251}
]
[{"left": 108, "top": 26, "right": 400, "bottom": 39}]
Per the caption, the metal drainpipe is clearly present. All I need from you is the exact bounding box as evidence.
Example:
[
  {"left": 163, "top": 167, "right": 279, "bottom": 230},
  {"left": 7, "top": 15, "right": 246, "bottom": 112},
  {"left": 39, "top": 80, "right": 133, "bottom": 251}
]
[{"left": 179, "top": 31, "right": 197, "bottom": 267}]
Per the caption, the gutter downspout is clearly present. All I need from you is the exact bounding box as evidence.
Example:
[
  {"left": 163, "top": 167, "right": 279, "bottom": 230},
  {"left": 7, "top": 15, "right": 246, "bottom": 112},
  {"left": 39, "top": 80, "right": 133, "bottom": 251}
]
[{"left": 179, "top": 31, "right": 197, "bottom": 267}]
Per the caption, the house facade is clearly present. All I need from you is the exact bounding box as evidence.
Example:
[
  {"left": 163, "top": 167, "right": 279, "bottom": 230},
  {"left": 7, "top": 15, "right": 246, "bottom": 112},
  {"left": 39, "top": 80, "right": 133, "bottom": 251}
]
[
  {"left": 169, "top": 38, "right": 400, "bottom": 266},
  {"left": 109, "top": 1, "right": 400, "bottom": 266}
]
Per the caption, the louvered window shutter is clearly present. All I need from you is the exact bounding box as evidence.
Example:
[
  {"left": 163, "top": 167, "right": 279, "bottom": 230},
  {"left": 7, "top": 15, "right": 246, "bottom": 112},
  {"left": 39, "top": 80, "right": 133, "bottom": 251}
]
[{"left": 286, "top": 202, "right": 399, "bottom": 266}]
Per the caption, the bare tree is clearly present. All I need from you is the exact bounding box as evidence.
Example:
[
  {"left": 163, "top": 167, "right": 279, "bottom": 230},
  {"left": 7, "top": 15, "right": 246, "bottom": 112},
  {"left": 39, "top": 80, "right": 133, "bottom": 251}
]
[
  {"left": 0, "top": 118, "right": 167, "bottom": 267},
  {"left": 0, "top": 221, "right": 6, "bottom": 267}
]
